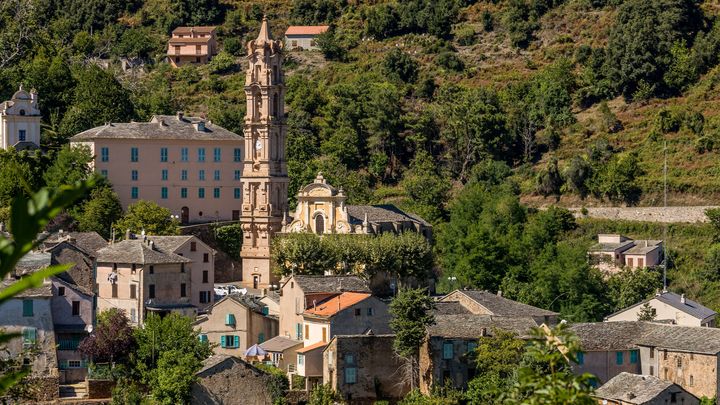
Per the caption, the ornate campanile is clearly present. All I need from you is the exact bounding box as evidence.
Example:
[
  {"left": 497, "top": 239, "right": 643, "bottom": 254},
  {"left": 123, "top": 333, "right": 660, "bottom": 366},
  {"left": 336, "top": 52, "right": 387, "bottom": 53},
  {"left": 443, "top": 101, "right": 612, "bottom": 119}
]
[{"left": 240, "top": 17, "right": 289, "bottom": 289}]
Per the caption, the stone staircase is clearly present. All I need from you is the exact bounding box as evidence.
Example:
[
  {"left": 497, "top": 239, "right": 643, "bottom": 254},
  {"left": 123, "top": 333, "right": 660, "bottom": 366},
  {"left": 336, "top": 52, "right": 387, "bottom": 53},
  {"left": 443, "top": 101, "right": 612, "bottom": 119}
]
[{"left": 59, "top": 382, "right": 88, "bottom": 399}]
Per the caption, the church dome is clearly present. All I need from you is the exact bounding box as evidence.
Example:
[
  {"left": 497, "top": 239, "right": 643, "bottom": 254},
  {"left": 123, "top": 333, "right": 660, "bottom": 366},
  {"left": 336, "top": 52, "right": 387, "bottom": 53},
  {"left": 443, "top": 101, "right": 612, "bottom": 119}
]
[{"left": 12, "top": 85, "right": 30, "bottom": 100}]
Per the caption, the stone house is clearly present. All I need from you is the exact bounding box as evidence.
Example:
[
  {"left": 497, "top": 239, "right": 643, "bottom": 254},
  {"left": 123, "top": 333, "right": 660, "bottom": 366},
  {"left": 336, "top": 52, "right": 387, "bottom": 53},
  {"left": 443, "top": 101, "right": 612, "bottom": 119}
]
[
  {"left": 192, "top": 355, "right": 276, "bottom": 405},
  {"left": 259, "top": 291, "right": 280, "bottom": 317},
  {"left": 606, "top": 291, "right": 716, "bottom": 327},
  {"left": 51, "top": 277, "right": 93, "bottom": 383},
  {"left": 419, "top": 314, "right": 538, "bottom": 394},
  {"left": 167, "top": 26, "right": 217, "bottom": 67},
  {"left": 571, "top": 322, "right": 645, "bottom": 385},
  {"left": 284, "top": 26, "right": 329, "bottom": 50},
  {"left": 278, "top": 274, "right": 370, "bottom": 341},
  {"left": 588, "top": 234, "right": 663, "bottom": 274},
  {"left": 259, "top": 335, "right": 303, "bottom": 372},
  {"left": 194, "top": 294, "right": 278, "bottom": 357},
  {"left": 43, "top": 231, "right": 107, "bottom": 295},
  {"left": 439, "top": 289, "right": 559, "bottom": 325},
  {"left": 593, "top": 372, "right": 699, "bottom": 405},
  {"left": 323, "top": 334, "right": 409, "bottom": 403},
  {"left": 95, "top": 234, "right": 214, "bottom": 325},
  {"left": 0, "top": 85, "right": 41, "bottom": 150}
]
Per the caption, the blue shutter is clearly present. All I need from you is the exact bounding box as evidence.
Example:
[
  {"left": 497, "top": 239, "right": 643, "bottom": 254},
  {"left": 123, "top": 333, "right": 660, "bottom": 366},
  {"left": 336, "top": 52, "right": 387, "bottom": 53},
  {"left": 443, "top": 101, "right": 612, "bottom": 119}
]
[
  {"left": 630, "top": 350, "right": 638, "bottom": 364},
  {"left": 220, "top": 336, "right": 226, "bottom": 348},
  {"left": 233, "top": 336, "right": 239, "bottom": 348},
  {"left": 443, "top": 342, "right": 454, "bottom": 360},
  {"left": 259, "top": 332, "right": 265, "bottom": 343},
  {"left": 262, "top": 307, "right": 269, "bottom": 316},
  {"left": 616, "top": 351, "right": 623, "bottom": 365},
  {"left": 22, "top": 300, "right": 33, "bottom": 316},
  {"left": 225, "top": 313, "right": 235, "bottom": 326},
  {"left": 577, "top": 352, "right": 584, "bottom": 365}
]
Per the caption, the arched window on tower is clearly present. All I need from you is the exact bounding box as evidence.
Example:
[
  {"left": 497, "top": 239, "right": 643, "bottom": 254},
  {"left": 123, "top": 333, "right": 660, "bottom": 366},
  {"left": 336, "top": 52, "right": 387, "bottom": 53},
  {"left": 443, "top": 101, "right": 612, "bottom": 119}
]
[
  {"left": 315, "top": 215, "right": 325, "bottom": 235},
  {"left": 273, "top": 93, "right": 279, "bottom": 118},
  {"left": 273, "top": 67, "right": 279, "bottom": 84},
  {"left": 254, "top": 93, "right": 262, "bottom": 119}
]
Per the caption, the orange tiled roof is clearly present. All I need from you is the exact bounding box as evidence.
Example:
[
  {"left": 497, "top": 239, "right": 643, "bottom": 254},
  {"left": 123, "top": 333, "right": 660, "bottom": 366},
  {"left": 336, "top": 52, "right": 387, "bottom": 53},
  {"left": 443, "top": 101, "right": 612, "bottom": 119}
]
[
  {"left": 285, "top": 26, "right": 330, "bottom": 36},
  {"left": 304, "top": 292, "right": 371, "bottom": 317},
  {"left": 296, "top": 341, "right": 328, "bottom": 353}
]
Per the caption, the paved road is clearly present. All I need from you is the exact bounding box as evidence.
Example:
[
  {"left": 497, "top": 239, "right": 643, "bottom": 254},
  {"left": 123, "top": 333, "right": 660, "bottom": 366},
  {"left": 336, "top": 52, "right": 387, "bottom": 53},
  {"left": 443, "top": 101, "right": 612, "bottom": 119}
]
[{"left": 568, "top": 206, "right": 720, "bottom": 223}]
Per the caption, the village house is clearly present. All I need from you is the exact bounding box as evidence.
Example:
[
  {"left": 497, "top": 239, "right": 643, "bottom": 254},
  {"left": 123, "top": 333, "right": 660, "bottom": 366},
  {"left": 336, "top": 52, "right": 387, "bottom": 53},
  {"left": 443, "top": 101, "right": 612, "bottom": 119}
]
[
  {"left": 419, "top": 314, "right": 538, "bottom": 394},
  {"left": 51, "top": 277, "right": 93, "bottom": 384},
  {"left": 593, "top": 372, "right": 699, "bottom": 405},
  {"left": 284, "top": 26, "right": 329, "bottom": 50},
  {"left": 439, "top": 289, "right": 560, "bottom": 325},
  {"left": 194, "top": 294, "right": 278, "bottom": 357},
  {"left": 69, "top": 114, "right": 245, "bottom": 224},
  {"left": 167, "top": 26, "right": 218, "bottom": 67},
  {"left": 95, "top": 234, "right": 215, "bottom": 325},
  {"left": 588, "top": 234, "right": 663, "bottom": 274},
  {"left": 323, "top": 334, "right": 410, "bottom": 403},
  {"left": 278, "top": 274, "right": 370, "bottom": 340},
  {"left": 259, "top": 335, "right": 303, "bottom": 372},
  {"left": 192, "top": 355, "right": 277, "bottom": 405},
  {"left": 606, "top": 291, "right": 716, "bottom": 327},
  {"left": 570, "top": 322, "right": 645, "bottom": 385},
  {"left": 0, "top": 85, "right": 41, "bottom": 150}
]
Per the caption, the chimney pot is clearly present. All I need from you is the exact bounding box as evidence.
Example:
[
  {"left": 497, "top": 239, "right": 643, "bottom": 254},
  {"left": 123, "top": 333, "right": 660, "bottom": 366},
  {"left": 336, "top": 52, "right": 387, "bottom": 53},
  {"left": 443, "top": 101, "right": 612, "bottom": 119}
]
[
  {"left": 177, "top": 111, "right": 184, "bottom": 121},
  {"left": 681, "top": 294, "right": 686, "bottom": 304},
  {"left": 497, "top": 290, "right": 502, "bottom": 297},
  {"left": 125, "top": 229, "right": 131, "bottom": 240}
]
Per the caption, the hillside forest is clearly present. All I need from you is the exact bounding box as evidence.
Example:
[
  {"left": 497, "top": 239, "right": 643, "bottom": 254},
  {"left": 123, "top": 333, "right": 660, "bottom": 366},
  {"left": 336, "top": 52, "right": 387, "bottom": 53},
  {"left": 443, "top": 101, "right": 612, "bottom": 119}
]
[{"left": 3, "top": 0, "right": 720, "bottom": 320}]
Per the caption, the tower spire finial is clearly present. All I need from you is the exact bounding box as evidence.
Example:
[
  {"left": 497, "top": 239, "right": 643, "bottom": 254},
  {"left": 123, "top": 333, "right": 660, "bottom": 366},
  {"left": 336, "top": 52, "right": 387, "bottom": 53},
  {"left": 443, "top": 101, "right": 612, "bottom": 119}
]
[{"left": 257, "top": 15, "right": 271, "bottom": 42}]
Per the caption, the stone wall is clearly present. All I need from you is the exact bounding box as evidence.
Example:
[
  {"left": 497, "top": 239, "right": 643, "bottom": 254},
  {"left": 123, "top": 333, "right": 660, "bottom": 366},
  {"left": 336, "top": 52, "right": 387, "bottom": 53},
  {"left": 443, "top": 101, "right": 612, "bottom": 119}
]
[
  {"left": 570, "top": 206, "right": 718, "bottom": 223},
  {"left": 193, "top": 357, "right": 275, "bottom": 405},
  {"left": 87, "top": 379, "right": 115, "bottom": 399},
  {"left": 657, "top": 350, "right": 718, "bottom": 400}
]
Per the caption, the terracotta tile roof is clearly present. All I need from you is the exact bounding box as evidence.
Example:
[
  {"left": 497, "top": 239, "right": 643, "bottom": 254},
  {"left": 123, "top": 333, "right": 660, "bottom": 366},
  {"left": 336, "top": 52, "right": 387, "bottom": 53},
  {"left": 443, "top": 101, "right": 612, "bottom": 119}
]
[
  {"left": 285, "top": 26, "right": 329, "bottom": 36},
  {"left": 296, "top": 341, "right": 327, "bottom": 353},
  {"left": 303, "top": 292, "right": 371, "bottom": 317}
]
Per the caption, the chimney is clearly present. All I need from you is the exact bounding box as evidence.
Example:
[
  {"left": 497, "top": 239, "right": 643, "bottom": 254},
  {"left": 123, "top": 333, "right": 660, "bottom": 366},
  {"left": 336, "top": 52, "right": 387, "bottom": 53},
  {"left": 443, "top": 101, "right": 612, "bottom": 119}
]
[
  {"left": 176, "top": 111, "right": 184, "bottom": 121},
  {"left": 59, "top": 229, "right": 64, "bottom": 236},
  {"left": 681, "top": 294, "right": 686, "bottom": 304},
  {"left": 149, "top": 241, "right": 154, "bottom": 250},
  {"left": 313, "top": 299, "right": 317, "bottom": 311},
  {"left": 480, "top": 328, "right": 487, "bottom": 337},
  {"left": 497, "top": 290, "right": 502, "bottom": 297},
  {"left": 125, "top": 229, "right": 131, "bottom": 240}
]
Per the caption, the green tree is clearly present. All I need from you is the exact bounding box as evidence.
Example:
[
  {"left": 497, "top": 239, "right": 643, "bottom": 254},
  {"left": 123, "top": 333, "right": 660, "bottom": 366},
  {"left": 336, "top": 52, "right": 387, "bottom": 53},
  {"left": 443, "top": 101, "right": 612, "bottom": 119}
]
[
  {"left": 705, "top": 208, "right": 720, "bottom": 240},
  {"left": 114, "top": 200, "right": 180, "bottom": 236},
  {"left": 637, "top": 302, "right": 657, "bottom": 321},
  {"left": 401, "top": 151, "right": 450, "bottom": 223},
  {"left": 607, "top": 268, "right": 661, "bottom": 311},
  {"left": 466, "top": 329, "right": 526, "bottom": 403},
  {"left": 384, "top": 48, "right": 419, "bottom": 83},
  {"left": 308, "top": 383, "right": 341, "bottom": 405},
  {"left": 75, "top": 186, "right": 123, "bottom": 239},
  {"left": 702, "top": 243, "right": 720, "bottom": 281},
  {"left": 153, "top": 350, "right": 200, "bottom": 404},
  {"left": 536, "top": 158, "right": 562, "bottom": 199},
  {"left": 316, "top": 25, "right": 347, "bottom": 61},
  {"left": 596, "top": 152, "right": 642, "bottom": 204},
  {"left": 389, "top": 288, "right": 435, "bottom": 389},
  {"left": 214, "top": 224, "right": 242, "bottom": 261},
  {"left": 43, "top": 145, "right": 94, "bottom": 189}
]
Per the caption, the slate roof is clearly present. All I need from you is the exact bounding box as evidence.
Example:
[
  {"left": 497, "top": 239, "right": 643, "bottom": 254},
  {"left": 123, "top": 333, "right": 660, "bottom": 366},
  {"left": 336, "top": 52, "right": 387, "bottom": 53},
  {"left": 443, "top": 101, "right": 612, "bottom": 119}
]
[
  {"left": 260, "top": 336, "right": 303, "bottom": 352},
  {"left": 447, "top": 290, "right": 558, "bottom": 318},
  {"left": 594, "top": 373, "right": 693, "bottom": 404},
  {"left": 197, "top": 354, "right": 238, "bottom": 375},
  {"left": 635, "top": 324, "right": 720, "bottom": 355},
  {"left": 285, "top": 26, "right": 330, "bottom": 36},
  {"left": 304, "top": 292, "right": 371, "bottom": 317},
  {"left": 173, "top": 26, "right": 216, "bottom": 35},
  {"left": 433, "top": 301, "right": 473, "bottom": 315},
  {"left": 96, "top": 239, "right": 191, "bottom": 264},
  {"left": 287, "top": 275, "right": 370, "bottom": 293},
  {"left": 1, "top": 278, "right": 52, "bottom": 298},
  {"left": 44, "top": 231, "right": 107, "bottom": 255},
  {"left": 70, "top": 115, "right": 242, "bottom": 142},
  {"left": 607, "top": 291, "right": 716, "bottom": 322},
  {"left": 571, "top": 321, "right": 649, "bottom": 351},
  {"left": 15, "top": 251, "right": 51, "bottom": 274},
  {"left": 427, "top": 315, "right": 538, "bottom": 339},
  {"left": 346, "top": 204, "right": 431, "bottom": 227},
  {"left": 225, "top": 294, "right": 267, "bottom": 315},
  {"left": 168, "top": 37, "right": 213, "bottom": 44}
]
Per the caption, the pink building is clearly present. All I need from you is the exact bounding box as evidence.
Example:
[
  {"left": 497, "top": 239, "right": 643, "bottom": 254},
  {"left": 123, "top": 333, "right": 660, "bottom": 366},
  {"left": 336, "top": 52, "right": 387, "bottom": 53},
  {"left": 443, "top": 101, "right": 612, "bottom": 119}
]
[
  {"left": 70, "top": 113, "right": 244, "bottom": 224},
  {"left": 167, "top": 26, "right": 218, "bottom": 67}
]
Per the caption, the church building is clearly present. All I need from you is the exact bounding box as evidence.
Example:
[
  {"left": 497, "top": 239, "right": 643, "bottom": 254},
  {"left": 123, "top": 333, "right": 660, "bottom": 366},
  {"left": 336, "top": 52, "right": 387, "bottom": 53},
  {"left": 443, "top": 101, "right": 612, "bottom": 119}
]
[{"left": 0, "top": 85, "right": 41, "bottom": 150}]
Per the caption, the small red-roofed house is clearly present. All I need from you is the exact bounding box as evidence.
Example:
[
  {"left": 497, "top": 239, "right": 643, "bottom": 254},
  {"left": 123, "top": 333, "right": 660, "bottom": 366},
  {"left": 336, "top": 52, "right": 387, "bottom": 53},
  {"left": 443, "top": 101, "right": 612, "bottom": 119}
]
[{"left": 284, "top": 26, "right": 330, "bottom": 50}]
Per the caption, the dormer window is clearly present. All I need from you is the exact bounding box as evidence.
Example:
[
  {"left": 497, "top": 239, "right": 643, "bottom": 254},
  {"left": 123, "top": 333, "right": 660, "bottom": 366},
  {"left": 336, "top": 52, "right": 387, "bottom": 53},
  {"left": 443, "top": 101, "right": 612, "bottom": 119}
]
[{"left": 19, "top": 109, "right": 25, "bottom": 116}]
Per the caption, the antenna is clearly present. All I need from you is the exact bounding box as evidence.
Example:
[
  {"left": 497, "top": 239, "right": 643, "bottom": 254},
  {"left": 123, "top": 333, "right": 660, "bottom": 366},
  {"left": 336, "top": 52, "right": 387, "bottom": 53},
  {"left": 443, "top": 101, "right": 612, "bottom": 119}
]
[{"left": 663, "top": 140, "right": 668, "bottom": 292}]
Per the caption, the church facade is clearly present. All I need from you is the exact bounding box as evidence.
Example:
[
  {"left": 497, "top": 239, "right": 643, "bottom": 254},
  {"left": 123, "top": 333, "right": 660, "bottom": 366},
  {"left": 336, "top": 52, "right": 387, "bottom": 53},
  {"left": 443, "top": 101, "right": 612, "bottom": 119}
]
[{"left": 0, "top": 85, "right": 41, "bottom": 150}]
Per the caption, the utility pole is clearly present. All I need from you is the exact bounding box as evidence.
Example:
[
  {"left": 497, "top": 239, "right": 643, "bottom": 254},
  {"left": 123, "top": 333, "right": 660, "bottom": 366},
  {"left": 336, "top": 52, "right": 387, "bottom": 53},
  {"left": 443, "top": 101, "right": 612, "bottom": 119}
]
[{"left": 663, "top": 140, "right": 668, "bottom": 292}]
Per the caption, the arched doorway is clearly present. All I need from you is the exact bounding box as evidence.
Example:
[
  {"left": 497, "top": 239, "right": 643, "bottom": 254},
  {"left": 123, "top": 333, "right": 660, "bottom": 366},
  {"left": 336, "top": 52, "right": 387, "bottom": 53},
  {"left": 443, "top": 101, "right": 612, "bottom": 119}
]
[
  {"left": 181, "top": 207, "right": 189, "bottom": 225},
  {"left": 314, "top": 214, "right": 325, "bottom": 235}
]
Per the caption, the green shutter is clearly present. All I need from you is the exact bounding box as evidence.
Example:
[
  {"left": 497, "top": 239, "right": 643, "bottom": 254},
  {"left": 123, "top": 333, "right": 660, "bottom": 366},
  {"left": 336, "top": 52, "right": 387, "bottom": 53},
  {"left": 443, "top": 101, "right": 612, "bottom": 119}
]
[
  {"left": 258, "top": 333, "right": 265, "bottom": 343},
  {"left": 220, "top": 336, "right": 226, "bottom": 348},
  {"left": 233, "top": 336, "right": 239, "bottom": 348},
  {"left": 225, "top": 314, "right": 235, "bottom": 326},
  {"left": 22, "top": 300, "right": 33, "bottom": 317},
  {"left": 616, "top": 351, "right": 623, "bottom": 365},
  {"left": 59, "top": 360, "right": 68, "bottom": 370}
]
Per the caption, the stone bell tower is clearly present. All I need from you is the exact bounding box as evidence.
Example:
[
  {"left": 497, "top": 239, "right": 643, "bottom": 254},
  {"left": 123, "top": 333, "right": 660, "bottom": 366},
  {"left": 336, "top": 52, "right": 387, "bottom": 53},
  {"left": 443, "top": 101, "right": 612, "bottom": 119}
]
[{"left": 240, "top": 17, "right": 289, "bottom": 289}]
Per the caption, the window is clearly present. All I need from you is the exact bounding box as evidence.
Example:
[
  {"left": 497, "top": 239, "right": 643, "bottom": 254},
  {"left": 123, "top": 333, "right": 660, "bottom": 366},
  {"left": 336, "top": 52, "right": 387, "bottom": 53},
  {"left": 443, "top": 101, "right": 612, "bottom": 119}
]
[
  {"left": 22, "top": 300, "right": 33, "bottom": 317},
  {"left": 345, "top": 367, "right": 357, "bottom": 384},
  {"left": 214, "top": 170, "right": 220, "bottom": 181},
  {"left": 203, "top": 270, "right": 209, "bottom": 283},
  {"left": 160, "top": 148, "right": 168, "bottom": 162},
  {"left": 354, "top": 308, "right": 361, "bottom": 316},
  {"left": 58, "top": 286, "right": 65, "bottom": 296},
  {"left": 101, "top": 147, "right": 109, "bottom": 162},
  {"left": 650, "top": 348, "right": 655, "bottom": 359},
  {"left": 627, "top": 257, "right": 634, "bottom": 267},
  {"left": 577, "top": 352, "right": 584, "bottom": 365},
  {"left": 221, "top": 335, "right": 239, "bottom": 348},
  {"left": 292, "top": 40, "right": 298, "bottom": 47},
  {"left": 467, "top": 341, "right": 477, "bottom": 353},
  {"left": 650, "top": 365, "right": 654, "bottom": 376},
  {"left": 131, "top": 147, "right": 139, "bottom": 162},
  {"left": 225, "top": 313, "right": 236, "bottom": 326},
  {"left": 214, "top": 147, "right": 221, "bottom": 162},
  {"left": 180, "top": 283, "right": 186, "bottom": 297},
  {"left": 198, "top": 148, "right": 206, "bottom": 162},
  {"left": 305, "top": 324, "right": 309, "bottom": 340},
  {"left": 199, "top": 334, "right": 208, "bottom": 344},
  {"left": 130, "top": 284, "right": 137, "bottom": 299},
  {"left": 191, "top": 242, "right": 197, "bottom": 251},
  {"left": 181, "top": 148, "right": 189, "bottom": 162},
  {"left": 18, "top": 129, "right": 26, "bottom": 141},
  {"left": 234, "top": 170, "right": 241, "bottom": 180},
  {"left": 630, "top": 350, "right": 638, "bottom": 364},
  {"left": 199, "top": 170, "right": 205, "bottom": 181},
  {"left": 162, "top": 169, "right": 168, "bottom": 181},
  {"left": 203, "top": 253, "right": 209, "bottom": 263},
  {"left": 296, "top": 323, "right": 303, "bottom": 340},
  {"left": 181, "top": 170, "right": 188, "bottom": 181},
  {"left": 149, "top": 284, "right": 155, "bottom": 298},
  {"left": 322, "top": 327, "right": 327, "bottom": 342},
  {"left": 664, "top": 350, "right": 668, "bottom": 360},
  {"left": 181, "top": 263, "right": 185, "bottom": 273},
  {"left": 443, "top": 342, "right": 454, "bottom": 359},
  {"left": 677, "top": 357, "right": 682, "bottom": 368},
  {"left": 259, "top": 332, "right": 265, "bottom": 343},
  {"left": 198, "top": 188, "right": 205, "bottom": 199},
  {"left": 22, "top": 327, "right": 37, "bottom": 346},
  {"left": 234, "top": 188, "right": 241, "bottom": 199},
  {"left": 131, "top": 187, "right": 138, "bottom": 199},
  {"left": 234, "top": 148, "right": 242, "bottom": 162},
  {"left": 616, "top": 351, "right": 623, "bottom": 365},
  {"left": 111, "top": 284, "right": 118, "bottom": 298},
  {"left": 690, "top": 375, "right": 694, "bottom": 386},
  {"left": 213, "top": 188, "right": 220, "bottom": 199},
  {"left": 298, "top": 354, "right": 304, "bottom": 366},
  {"left": 161, "top": 187, "right": 168, "bottom": 199},
  {"left": 367, "top": 308, "right": 374, "bottom": 316},
  {"left": 181, "top": 188, "right": 188, "bottom": 198},
  {"left": 149, "top": 265, "right": 154, "bottom": 274},
  {"left": 101, "top": 169, "right": 108, "bottom": 177},
  {"left": 68, "top": 360, "right": 82, "bottom": 368},
  {"left": 200, "top": 291, "right": 209, "bottom": 303},
  {"left": 72, "top": 301, "right": 80, "bottom": 316},
  {"left": 131, "top": 170, "right": 138, "bottom": 181}
]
